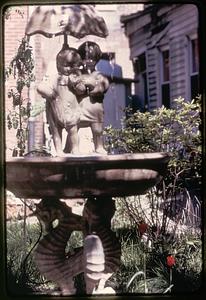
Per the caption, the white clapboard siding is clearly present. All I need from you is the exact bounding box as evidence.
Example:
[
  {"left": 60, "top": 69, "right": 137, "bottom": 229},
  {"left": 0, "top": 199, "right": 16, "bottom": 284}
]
[
  {"left": 169, "top": 35, "right": 187, "bottom": 100},
  {"left": 168, "top": 5, "right": 198, "bottom": 38},
  {"left": 155, "top": 5, "right": 197, "bottom": 105},
  {"left": 130, "top": 29, "right": 149, "bottom": 57},
  {"left": 168, "top": 4, "right": 198, "bottom": 22},
  {"left": 123, "top": 4, "right": 198, "bottom": 108},
  {"left": 170, "top": 22, "right": 198, "bottom": 38},
  {"left": 125, "top": 13, "right": 151, "bottom": 36},
  {"left": 130, "top": 28, "right": 148, "bottom": 46},
  {"left": 157, "top": 4, "right": 180, "bottom": 17}
]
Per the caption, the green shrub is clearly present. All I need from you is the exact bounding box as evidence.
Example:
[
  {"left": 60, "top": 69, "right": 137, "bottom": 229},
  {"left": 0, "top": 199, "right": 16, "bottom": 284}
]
[
  {"left": 104, "top": 97, "right": 201, "bottom": 195},
  {"left": 105, "top": 97, "right": 202, "bottom": 293}
]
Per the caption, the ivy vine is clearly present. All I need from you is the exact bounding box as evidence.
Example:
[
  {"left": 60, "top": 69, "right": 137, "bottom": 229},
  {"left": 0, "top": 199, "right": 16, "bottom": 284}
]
[{"left": 5, "top": 36, "right": 35, "bottom": 156}]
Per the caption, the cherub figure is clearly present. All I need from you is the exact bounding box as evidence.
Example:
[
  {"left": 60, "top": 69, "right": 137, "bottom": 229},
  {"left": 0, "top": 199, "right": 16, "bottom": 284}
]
[
  {"left": 37, "top": 44, "right": 83, "bottom": 155},
  {"left": 37, "top": 42, "right": 109, "bottom": 156},
  {"left": 66, "top": 41, "right": 110, "bottom": 154}
]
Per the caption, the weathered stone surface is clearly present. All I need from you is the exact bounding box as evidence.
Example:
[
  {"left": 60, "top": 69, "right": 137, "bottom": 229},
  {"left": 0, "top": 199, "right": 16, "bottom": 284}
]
[{"left": 6, "top": 153, "right": 169, "bottom": 199}]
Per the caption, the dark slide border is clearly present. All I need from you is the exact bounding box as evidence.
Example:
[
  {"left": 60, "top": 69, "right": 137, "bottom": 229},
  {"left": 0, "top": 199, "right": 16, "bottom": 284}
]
[{"left": 0, "top": 0, "right": 205, "bottom": 299}]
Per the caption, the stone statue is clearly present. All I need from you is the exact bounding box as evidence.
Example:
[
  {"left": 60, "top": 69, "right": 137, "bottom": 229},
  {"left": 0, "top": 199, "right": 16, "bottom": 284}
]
[
  {"left": 66, "top": 41, "right": 109, "bottom": 154},
  {"left": 37, "top": 42, "right": 109, "bottom": 156},
  {"left": 37, "top": 45, "right": 82, "bottom": 155}
]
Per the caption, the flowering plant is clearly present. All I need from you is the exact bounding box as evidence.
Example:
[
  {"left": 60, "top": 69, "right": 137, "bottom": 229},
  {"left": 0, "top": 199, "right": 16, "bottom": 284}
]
[
  {"left": 166, "top": 255, "right": 175, "bottom": 268},
  {"left": 138, "top": 221, "right": 148, "bottom": 237}
]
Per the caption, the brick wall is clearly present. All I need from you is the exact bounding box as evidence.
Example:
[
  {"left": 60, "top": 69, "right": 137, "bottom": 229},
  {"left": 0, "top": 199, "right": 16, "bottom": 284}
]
[{"left": 4, "top": 7, "right": 29, "bottom": 66}]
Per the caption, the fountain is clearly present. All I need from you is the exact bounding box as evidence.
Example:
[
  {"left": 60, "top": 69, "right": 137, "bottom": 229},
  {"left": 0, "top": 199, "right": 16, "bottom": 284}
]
[{"left": 6, "top": 5, "right": 170, "bottom": 295}]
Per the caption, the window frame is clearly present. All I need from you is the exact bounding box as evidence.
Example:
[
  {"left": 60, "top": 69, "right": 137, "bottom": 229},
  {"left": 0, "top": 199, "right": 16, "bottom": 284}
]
[
  {"left": 159, "top": 47, "right": 170, "bottom": 108},
  {"left": 133, "top": 52, "right": 148, "bottom": 111},
  {"left": 185, "top": 33, "right": 200, "bottom": 101},
  {"left": 189, "top": 37, "right": 199, "bottom": 100}
]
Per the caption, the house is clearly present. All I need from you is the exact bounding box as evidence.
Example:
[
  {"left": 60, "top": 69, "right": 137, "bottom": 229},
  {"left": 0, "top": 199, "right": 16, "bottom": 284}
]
[{"left": 121, "top": 4, "right": 199, "bottom": 111}]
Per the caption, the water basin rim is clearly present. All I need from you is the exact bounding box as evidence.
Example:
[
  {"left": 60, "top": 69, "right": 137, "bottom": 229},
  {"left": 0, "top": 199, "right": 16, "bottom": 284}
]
[{"left": 6, "top": 152, "right": 170, "bottom": 164}]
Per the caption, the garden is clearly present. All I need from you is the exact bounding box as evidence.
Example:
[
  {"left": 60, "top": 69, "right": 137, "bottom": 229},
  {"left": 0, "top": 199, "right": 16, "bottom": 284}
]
[{"left": 5, "top": 31, "right": 202, "bottom": 296}]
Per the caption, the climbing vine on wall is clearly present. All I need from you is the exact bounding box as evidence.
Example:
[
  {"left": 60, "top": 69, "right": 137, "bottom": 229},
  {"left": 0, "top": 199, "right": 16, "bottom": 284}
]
[{"left": 5, "top": 36, "right": 35, "bottom": 156}]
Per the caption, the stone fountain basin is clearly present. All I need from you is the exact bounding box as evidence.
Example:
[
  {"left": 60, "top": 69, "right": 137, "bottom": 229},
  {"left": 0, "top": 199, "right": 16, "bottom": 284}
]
[{"left": 6, "top": 153, "right": 169, "bottom": 199}]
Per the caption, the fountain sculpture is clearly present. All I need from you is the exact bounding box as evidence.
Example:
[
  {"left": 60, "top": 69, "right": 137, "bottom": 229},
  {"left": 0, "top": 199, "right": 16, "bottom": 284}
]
[{"left": 6, "top": 5, "right": 170, "bottom": 295}]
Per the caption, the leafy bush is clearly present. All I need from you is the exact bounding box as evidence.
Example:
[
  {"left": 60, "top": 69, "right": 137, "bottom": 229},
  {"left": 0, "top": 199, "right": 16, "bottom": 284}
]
[
  {"left": 106, "top": 98, "right": 202, "bottom": 293},
  {"left": 104, "top": 97, "right": 201, "bottom": 196}
]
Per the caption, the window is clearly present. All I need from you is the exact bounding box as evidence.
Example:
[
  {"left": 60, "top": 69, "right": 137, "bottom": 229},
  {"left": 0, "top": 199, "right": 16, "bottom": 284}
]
[
  {"left": 133, "top": 53, "right": 148, "bottom": 111},
  {"left": 190, "top": 38, "right": 199, "bottom": 100},
  {"left": 161, "top": 49, "right": 170, "bottom": 108}
]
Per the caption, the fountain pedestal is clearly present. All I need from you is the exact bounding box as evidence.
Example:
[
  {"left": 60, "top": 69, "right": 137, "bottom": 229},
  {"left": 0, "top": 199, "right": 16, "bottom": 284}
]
[
  {"left": 6, "top": 3, "right": 171, "bottom": 295},
  {"left": 6, "top": 152, "right": 169, "bottom": 295}
]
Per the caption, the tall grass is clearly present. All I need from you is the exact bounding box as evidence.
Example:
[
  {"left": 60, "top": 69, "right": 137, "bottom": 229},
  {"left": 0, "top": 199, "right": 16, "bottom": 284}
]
[
  {"left": 6, "top": 186, "right": 202, "bottom": 295},
  {"left": 110, "top": 185, "right": 202, "bottom": 294},
  {"left": 6, "top": 221, "right": 50, "bottom": 295}
]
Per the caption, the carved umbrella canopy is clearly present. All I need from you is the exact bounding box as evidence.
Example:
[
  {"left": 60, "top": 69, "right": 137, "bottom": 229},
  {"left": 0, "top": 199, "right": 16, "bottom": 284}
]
[{"left": 25, "top": 4, "right": 108, "bottom": 43}]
